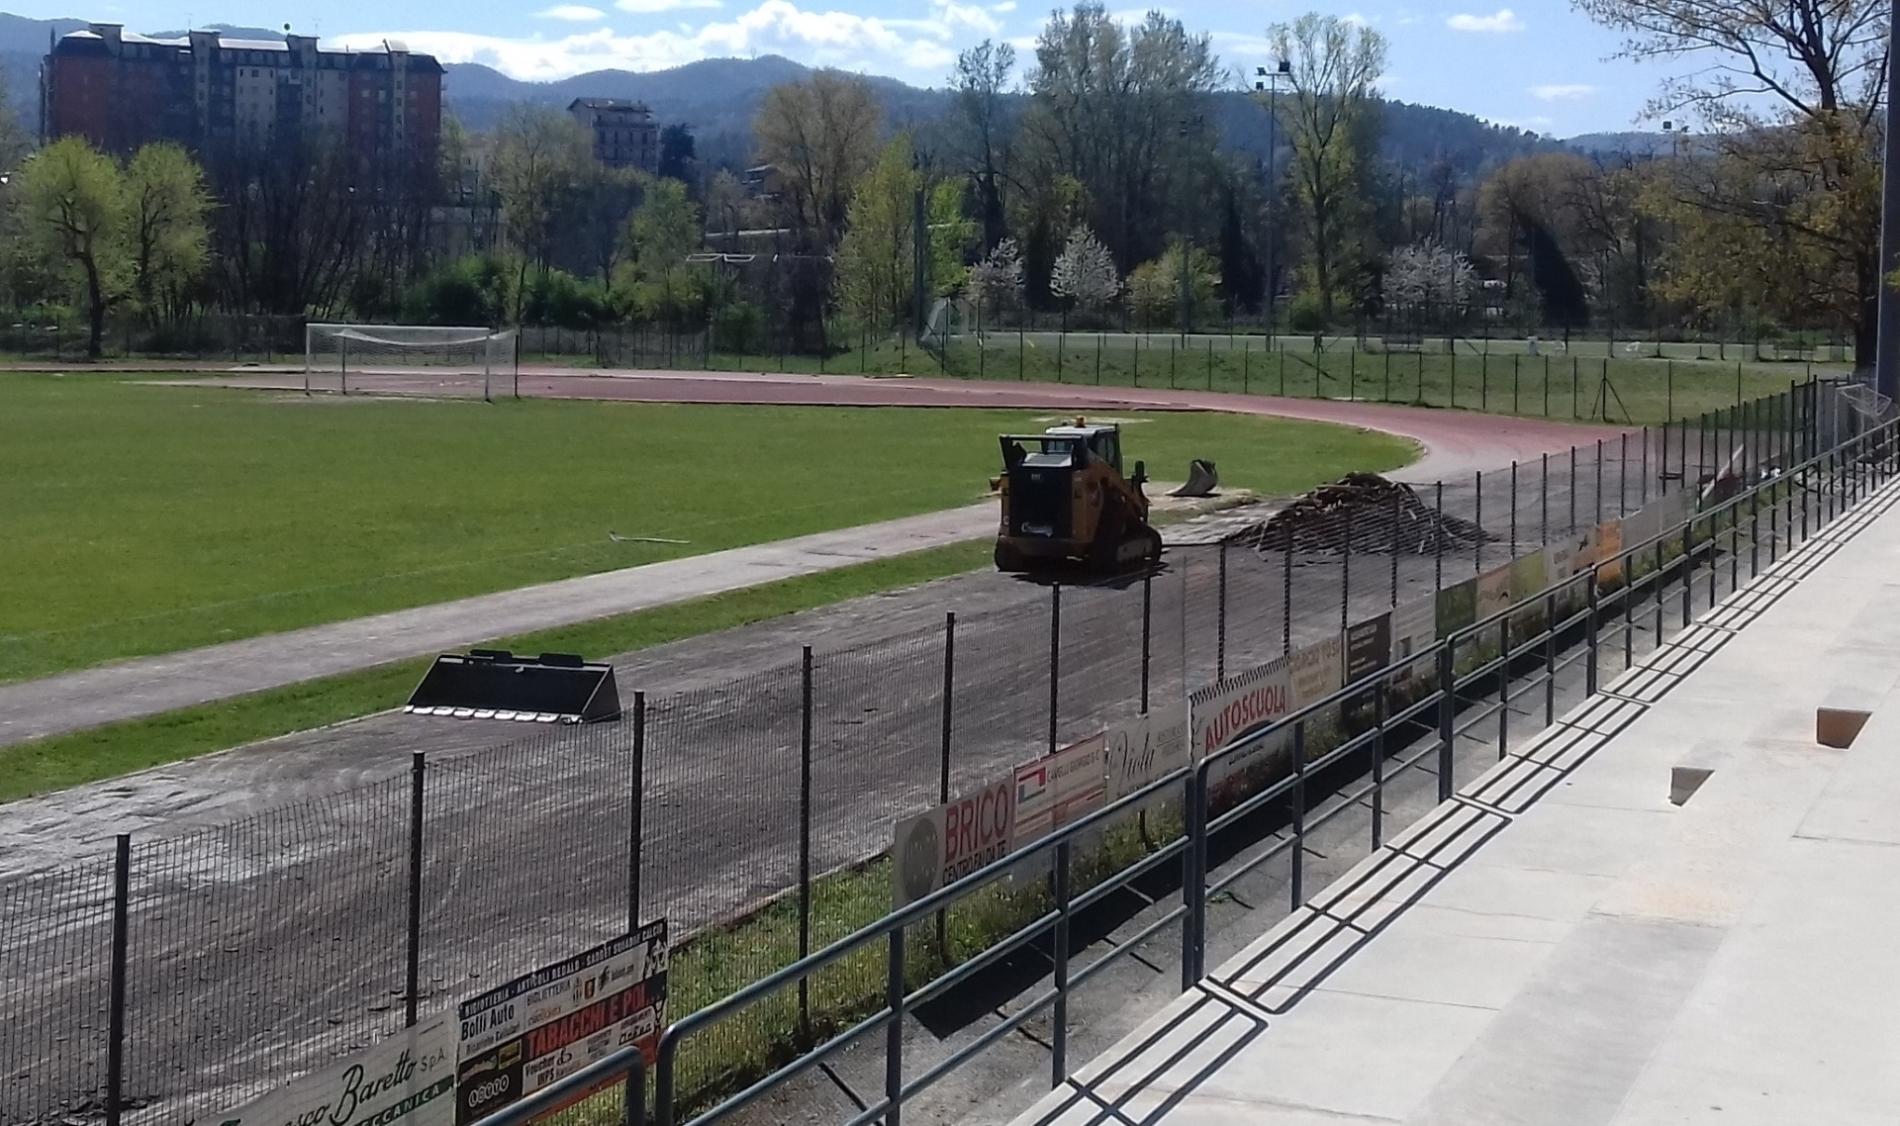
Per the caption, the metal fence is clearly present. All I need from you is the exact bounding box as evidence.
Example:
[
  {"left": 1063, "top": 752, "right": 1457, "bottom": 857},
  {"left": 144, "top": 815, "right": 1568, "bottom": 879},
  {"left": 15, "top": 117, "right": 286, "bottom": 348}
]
[{"left": 0, "top": 381, "right": 1850, "bottom": 1126}]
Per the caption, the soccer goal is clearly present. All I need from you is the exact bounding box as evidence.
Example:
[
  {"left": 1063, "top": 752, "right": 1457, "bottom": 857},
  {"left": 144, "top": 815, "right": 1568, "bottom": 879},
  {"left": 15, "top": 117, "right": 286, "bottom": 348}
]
[{"left": 304, "top": 324, "right": 520, "bottom": 401}]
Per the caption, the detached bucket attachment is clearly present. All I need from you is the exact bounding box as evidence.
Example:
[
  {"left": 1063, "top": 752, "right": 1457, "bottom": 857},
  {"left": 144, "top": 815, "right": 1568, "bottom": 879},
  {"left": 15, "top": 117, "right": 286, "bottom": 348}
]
[
  {"left": 1169, "top": 459, "right": 1220, "bottom": 498},
  {"left": 404, "top": 650, "right": 621, "bottom": 723}
]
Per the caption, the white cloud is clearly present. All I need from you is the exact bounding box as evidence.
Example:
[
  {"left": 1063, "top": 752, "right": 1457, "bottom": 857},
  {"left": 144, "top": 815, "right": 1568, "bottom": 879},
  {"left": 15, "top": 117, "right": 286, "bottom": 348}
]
[
  {"left": 1487, "top": 113, "right": 1552, "bottom": 132},
  {"left": 340, "top": 0, "right": 970, "bottom": 81},
  {"left": 1529, "top": 83, "right": 1595, "bottom": 101},
  {"left": 990, "top": 0, "right": 1016, "bottom": 11},
  {"left": 1341, "top": 11, "right": 1371, "bottom": 26},
  {"left": 1446, "top": 8, "right": 1524, "bottom": 32},
  {"left": 617, "top": 0, "right": 722, "bottom": 12},
  {"left": 931, "top": 0, "right": 1001, "bottom": 35},
  {"left": 536, "top": 4, "right": 607, "bottom": 19}
]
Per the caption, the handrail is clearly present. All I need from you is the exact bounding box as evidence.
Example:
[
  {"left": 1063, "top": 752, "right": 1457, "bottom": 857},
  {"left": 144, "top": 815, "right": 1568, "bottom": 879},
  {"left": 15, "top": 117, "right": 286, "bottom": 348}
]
[
  {"left": 466, "top": 1045, "right": 646, "bottom": 1126},
  {"left": 650, "top": 389, "right": 1894, "bottom": 1126}
]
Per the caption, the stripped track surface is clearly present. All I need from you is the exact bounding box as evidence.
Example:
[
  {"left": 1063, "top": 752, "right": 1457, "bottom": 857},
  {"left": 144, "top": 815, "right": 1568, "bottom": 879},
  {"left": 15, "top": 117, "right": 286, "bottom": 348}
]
[{"left": 174, "top": 364, "right": 1625, "bottom": 483}]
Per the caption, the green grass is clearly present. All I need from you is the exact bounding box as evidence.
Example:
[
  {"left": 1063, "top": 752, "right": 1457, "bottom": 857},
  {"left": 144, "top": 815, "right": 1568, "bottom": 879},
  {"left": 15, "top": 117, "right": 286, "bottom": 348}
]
[
  {"left": 639, "top": 338, "right": 1813, "bottom": 426},
  {"left": 0, "top": 373, "right": 1414, "bottom": 685}
]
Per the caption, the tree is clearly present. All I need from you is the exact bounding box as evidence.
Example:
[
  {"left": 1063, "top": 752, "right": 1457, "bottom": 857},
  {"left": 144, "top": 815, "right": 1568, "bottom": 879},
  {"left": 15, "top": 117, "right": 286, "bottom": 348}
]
[
  {"left": 619, "top": 176, "right": 702, "bottom": 325},
  {"left": 948, "top": 40, "right": 1018, "bottom": 253},
  {"left": 1022, "top": 4, "right": 1222, "bottom": 270},
  {"left": 1127, "top": 239, "right": 1220, "bottom": 329},
  {"left": 968, "top": 237, "right": 1026, "bottom": 314},
  {"left": 658, "top": 124, "right": 697, "bottom": 183},
  {"left": 1575, "top": 0, "right": 1886, "bottom": 354},
  {"left": 491, "top": 105, "right": 592, "bottom": 317},
  {"left": 1269, "top": 12, "right": 1387, "bottom": 321},
  {"left": 1049, "top": 225, "right": 1120, "bottom": 316},
  {"left": 1382, "top": 240, "right": 1475, "bottom": 331},
  {"left": 833, "top": 136, "right": 973, "bottom": 331},
  {"left": 754, "top": 72, "right": 882, "bottom": 248},
  {"left": 123, "top": 143, "right": 213, "bottom": 326},
  {"left": 19, "top": 138, "right": 127, "bottom": 357}
]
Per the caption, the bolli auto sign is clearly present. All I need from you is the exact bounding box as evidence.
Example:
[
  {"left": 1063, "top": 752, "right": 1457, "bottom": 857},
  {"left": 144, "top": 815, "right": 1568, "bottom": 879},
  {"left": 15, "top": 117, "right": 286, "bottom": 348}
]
[{"left": 891, "top": 777, "right": 1016, "bottom": 907}]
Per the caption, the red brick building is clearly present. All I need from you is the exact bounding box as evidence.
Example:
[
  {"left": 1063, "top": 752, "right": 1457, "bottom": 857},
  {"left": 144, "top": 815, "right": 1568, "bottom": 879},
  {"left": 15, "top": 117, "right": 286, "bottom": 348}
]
[{"left": 42, "top": 23, "right": 442, "bottom": 171}]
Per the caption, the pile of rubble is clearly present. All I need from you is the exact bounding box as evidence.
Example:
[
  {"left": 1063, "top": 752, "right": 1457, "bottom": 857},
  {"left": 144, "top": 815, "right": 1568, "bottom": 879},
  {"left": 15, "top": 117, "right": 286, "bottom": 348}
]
[{"left": 1231, "top": 472, "right": 1491, "bottom": 555}]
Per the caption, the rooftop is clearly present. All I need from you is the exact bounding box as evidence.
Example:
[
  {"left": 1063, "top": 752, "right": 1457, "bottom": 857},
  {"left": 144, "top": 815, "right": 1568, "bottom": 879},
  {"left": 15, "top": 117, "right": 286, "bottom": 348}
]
[{"left": 1017, "top": 477, "right": 1900, "bottom": 1125}]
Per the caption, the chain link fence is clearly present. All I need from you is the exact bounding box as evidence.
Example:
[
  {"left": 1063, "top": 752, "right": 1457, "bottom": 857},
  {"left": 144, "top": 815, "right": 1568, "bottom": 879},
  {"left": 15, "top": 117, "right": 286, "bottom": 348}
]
[{"left": 0, "top": 381, "right": 1840, "bottom": 1126}]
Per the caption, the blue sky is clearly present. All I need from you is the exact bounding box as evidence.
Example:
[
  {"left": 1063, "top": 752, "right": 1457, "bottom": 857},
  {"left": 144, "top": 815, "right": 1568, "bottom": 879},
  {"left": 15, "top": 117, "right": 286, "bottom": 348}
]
[{"left": 57, "top": 0, "right": 1688, "bottom": 137}]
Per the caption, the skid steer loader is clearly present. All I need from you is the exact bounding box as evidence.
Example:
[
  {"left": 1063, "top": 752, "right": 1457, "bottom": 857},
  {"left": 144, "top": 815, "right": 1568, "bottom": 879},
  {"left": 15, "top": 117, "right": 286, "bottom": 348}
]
[{"left": 993, "top": 420, "right": 1164, "bottom": 573}]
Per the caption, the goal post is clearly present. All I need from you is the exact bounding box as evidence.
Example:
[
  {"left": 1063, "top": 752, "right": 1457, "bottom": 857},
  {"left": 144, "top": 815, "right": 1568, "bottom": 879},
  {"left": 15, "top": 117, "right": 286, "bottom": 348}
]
[{"left": 303, "top": 324, "right": 520, "bottom": 401}]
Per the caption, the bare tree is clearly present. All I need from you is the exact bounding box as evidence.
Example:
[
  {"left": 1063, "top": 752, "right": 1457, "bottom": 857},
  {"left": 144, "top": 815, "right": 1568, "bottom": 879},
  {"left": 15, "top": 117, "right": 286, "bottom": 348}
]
[{"left": 754, "top": 72, "right": 883, "bottom": 249}]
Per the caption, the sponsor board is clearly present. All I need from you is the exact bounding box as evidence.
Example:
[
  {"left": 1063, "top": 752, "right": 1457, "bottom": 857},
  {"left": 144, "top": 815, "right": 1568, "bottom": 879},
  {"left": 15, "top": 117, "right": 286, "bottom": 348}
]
[
  {"left": 1016, "top": 733, "right": 1108, "bottom": 842},
  {"left": 455, "top": 920, "right": 668, "bottom": 1125},
  {"left": 213, "top": 1016, "right": 456, "bottom": 1126},
  {"left": 1476, "top": 564, "right": 1513, "bottom": 620},
  {"left": 1508, "top": 551, "right": 1548, "bottom": 603},
  {"left": 1389, "top": 595, "right": 1437, "bottom": 680},
  {"left": 1545, "top": 527, "right": 1599, "bottom": 586},
  {"left": 1191, "top": 657, "right": 1292, "bottom": 759},
  {"left": 1595, "top": 519, "right": 1625, "bottom": 585},
  {"left": 1436, "top": 579, "right": 1477, "bottom": 639},
  {"left": 1290, "top": 635, "right": 1345, "bottom": 710},
  {"left": 1622, "top": 504, "right": 1662, "bottom": 555},
  {"left": 1103, "top": 703, "right": 1190, "bottom": 804},
  {"left": 891, "top": 778, "right": 1015, "bottom": 907},
  {"left": 1344, "top": 614, "right": 1391, "bottom": 720}
]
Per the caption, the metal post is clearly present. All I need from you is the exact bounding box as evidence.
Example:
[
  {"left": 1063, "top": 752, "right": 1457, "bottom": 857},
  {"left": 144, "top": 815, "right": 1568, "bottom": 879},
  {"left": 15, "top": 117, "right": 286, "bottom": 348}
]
[
  {"left": 885, "top": 925, "right": 907, "bottom": 1126},
  {"left": 1681, "top": 518, "right": 1694, "bottom": 627},
  {"left": 406, "top": 751, "right": 425, "bottom": 1027},
  {"left": 1595, "top": 439, "right": 1604, "bottom": 524},
  {"left": 1570, "top": 446, "right": 1578, "bottom": 533},
  {"left": 1048, "top": 585, "right": 1061, "bottom": 755},
  {"left": 1389, "top": 489, "right": 1401, "bottom": 606},
  {"left": 1371, "top": 684, "right": 1387, "bottom": 846},
  {"left": 1434, "top": 481, "right": 1445, "bottom": 592},
  {"left": 1642, "top": 426, "right": 1650, "bottom": 506},
  {"left": 798, "top": 645, "right": 813, "bottom": 1039},
  {"left": 1474, "top": 470, "right": 1484, "bottom": 574},
  {"left": 1510, "top": 461, "right": 1519, "bottom": 557},
  {"left": 1513, "top": 353, "right": 1520, "bottom": 413},
  {"left": 1620, "top": 433, "right": 1629, "bottom": 517},
  {"left": 1436, "top": 644, "right": 1456, "bottom": 802},
  {"left": 1586, "top": 579, "right": 1600, "bottom": 696},
  {"left": 1217, "top": 542, "right": 1229, "bottom": 682},
  {"left": 1498, "top": 613, "right": 1511, "bottom": 759},
  {"left": 106, "top": 833, "right": 130, "bottom": 1126},
  {"left": 1140, "top": 574, "right": 1153, "bottom": 710},
  {"left": 1052, "top": 840, "right": 1072, "bottom": 1083},
  {"left": 1543, "top": 591, "right": 1556, "bottom": 725},
  {"left": 1341, "top": 509, "right": 1352, "bottom": 632},
  {"left": 1181, "top": 771, "right": 1204, "bottom": 988},
  {"left": 1290, "top": 722, "right": 1307, "bottom": 909},
  {"left": 1282, "top": 523, "right": 1294, "bottom": 655},
  {"left": 1541, "top": 452, "right": 1549, "bottom": 543},
  {"left": 629, "top": 692, "right": 646, "bottom": 931}
]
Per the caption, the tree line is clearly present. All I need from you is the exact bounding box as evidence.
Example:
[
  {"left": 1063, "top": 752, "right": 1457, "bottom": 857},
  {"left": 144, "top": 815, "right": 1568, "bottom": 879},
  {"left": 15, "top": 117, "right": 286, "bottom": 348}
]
[{"left": 0, "top": 0, "right": 1886, "bottom": 358}]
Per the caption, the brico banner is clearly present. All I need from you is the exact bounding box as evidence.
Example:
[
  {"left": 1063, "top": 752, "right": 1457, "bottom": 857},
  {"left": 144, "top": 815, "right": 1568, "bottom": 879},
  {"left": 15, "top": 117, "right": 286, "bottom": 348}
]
[
  {"left": 1190, "top": 656, "right": 1293, "bottom": 760},
  {"left": 1103, "top": 702, "right": 1190, "bottom": 804},
  {"left": 891, "top": 777, "right": 1015, "bottom": 907},
  {"left": 455, "top": 920, "right": 669, "bottom": 1125},
  {"left": 1015, "top": 732, "right": 1108, "bottom": 843},
  {"left": 212, "top": 1016, "right": 456, "bottom": 1126}
]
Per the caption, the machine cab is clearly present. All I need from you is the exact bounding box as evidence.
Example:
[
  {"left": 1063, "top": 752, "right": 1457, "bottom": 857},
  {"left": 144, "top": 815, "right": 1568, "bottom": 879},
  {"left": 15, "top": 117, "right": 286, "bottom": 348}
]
[{"left": 1000, "top": 423, "right": 1124, "bottom": 476}]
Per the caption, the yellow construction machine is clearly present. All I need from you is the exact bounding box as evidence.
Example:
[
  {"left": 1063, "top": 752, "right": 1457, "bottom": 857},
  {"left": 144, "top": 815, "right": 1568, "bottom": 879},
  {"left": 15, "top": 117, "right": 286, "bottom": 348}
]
[{"left": 993, "top": 420, "right": 1164, "bottom": 573}]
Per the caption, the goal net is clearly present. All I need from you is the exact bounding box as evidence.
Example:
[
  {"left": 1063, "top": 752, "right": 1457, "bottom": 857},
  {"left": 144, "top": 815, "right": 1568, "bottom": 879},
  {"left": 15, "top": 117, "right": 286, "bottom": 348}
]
[{"left": 304, "top": 324, "right": 519, "bottom": 400}]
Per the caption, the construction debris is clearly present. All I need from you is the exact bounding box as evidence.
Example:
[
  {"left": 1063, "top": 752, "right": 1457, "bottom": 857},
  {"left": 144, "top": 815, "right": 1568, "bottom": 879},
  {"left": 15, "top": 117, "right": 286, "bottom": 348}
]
[{"left": 1230, "top": 472, "right": 1492, "bottom": 555}]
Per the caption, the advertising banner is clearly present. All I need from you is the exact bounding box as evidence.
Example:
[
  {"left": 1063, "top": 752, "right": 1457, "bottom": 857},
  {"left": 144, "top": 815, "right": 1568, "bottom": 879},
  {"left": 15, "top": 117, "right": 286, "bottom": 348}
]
[
  {"left": 1344, "top": 613, "right": 1391, "bottom": 721},
  {"left": 1103, "top": 702, "right": 1190, "bottom": 804},
  {"left": 213, "top": 1017, "right": 456, "bottom": 1126},
  {"left": 1191, "top": 657, "right": 1292, "bottom": 759},
  {"left": 1389, "top": 595, "right": 1437, "bottom": 679},
  {"left": 1436, "top": 579, "right": 1477, "bottom": 639},
  {"left": 455, "top": 921, "right": 669, "bottom": 1125},
  {"left": 891, "top": 777, "right": 1015, "bottom": 906},
  {"left": 1595, "top": 519, "right": 1625, "bottom": 585},
  {"left": 1476, "top": 564, "right": 1513, "bottom": 620},
  {"left": 1508, "top": 551, "right": 1548, "bottom": 602},
  {"left": 1545, "top": 527, "right": 1599, "bottom": 587},
  {"left": 1622, "top": 504, "right": 1662, "bottom": 557},
  {"left": 1015, "top": 732, "right": 1107, "bottom": 842},
  {"left": 1290, "top": 634, "right": 1345, "bottom": 710}
]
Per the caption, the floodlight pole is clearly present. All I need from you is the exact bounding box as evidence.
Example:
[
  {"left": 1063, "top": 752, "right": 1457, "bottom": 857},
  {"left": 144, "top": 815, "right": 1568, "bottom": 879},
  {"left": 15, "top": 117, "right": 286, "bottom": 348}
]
[{"left": 1876, "top": 0, "right": 1900, "bottom": 400}]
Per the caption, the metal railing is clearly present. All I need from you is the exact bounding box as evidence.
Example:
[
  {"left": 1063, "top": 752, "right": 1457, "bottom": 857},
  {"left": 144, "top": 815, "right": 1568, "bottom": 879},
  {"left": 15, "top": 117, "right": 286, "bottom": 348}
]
[
  {"left": 643, "top": 403, "right": 1897, "bottom": 1126},
  {"left": 468, "top": 1045, "right": 646, "bottom": 1126}
]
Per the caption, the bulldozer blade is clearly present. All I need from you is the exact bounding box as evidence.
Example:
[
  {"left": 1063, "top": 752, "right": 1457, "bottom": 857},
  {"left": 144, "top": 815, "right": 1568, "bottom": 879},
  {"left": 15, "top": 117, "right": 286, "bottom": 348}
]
[{"left": 1169, "top": 459, "right": 1220, "bottom": 498}]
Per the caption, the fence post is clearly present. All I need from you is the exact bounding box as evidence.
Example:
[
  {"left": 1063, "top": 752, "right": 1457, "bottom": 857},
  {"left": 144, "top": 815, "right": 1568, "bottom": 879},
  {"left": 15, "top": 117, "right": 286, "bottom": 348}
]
[
  {"left": 1543, "top": 591, "right": 1557, "bottom": 725},
  {"left": 1282, "top": 522, "right": 1294, "bottom": 655},
  {"left": 1474, "top": 469, "right": 1484, "bottom": 574},
  {"left": 1513, "top": 353, "right": 1520, "bottom": 413},
  {"left": 1681, "top": 517, "right": 1694, "bottom": 627},
  {"left": 1541, "top": 452, "right": 1550, "bottom": 544},
  {"left": 1140, "top": 574, "right": 1153, "bottom": 710},
  {"left": 1052, "top": 840, "right": 1073, "bottom": 1083},
  {"left": 1595, "top": 439, "right": 1604, "bottom": 524},
  {"left": 1498, "top": 613, "right": 1511, "bottom": 758},
  {"left": 1181, "top": 768, "right": 1204, "bottom": 988},
  {"left": 1341, "top": 511, "right": 1352, "bottom": 632},
  {"left": 1290, "top": 721, "right": 1307, "bottom": 908},
  {"left": 1434, "top": 481, "right": 1445, "bottom": 592},
  {"left": 1570, "top": 446, "right": 1579, "bottom": 533},
  {"left": 1586, "top": 576, "right": 1600, "bottom": 696},
  {"left": 1371, "top": 684, "right": 1387, "bottom": 846},
  {"left": 885, "top": 923, "right": 907, "bottom": 1126},
  {"left": 1217, "top": 542, "right": 1229, "bottom": 682},
  {"left": 1048, "top": 584, "right": 1061, "bottom": 755},
  {"left": 1482, "top": 352, "right": 1489, "bottom": 411},
  {"left": 1510, "top": 461, "right": 1518, "bottom": 557},
  {"left": 798, "top": 645, "right": 814, "bottom": 1041},
  {"left": 1642, "top": 426, "right": 1650, "bottom": 506},
  {"left": 629, "top": 692, "right": 646, "bottom": 931},
  {"left": 106, "top": 833, "right": 130, "bottom": 1126},
  {"left": 406, "top": 751, "right": 425, "bottom": 1027},
  {"left": 1389, "top": 489, "right": 1401, "bottom": 606},
  {"left": 1436, "top": 644, "right": 1456, "bottom": 802}
]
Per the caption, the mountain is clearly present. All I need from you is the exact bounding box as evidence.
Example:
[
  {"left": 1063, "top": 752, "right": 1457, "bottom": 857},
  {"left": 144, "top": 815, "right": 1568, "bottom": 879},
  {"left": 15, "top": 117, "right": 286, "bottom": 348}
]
[{"left": 1563, "top": 130, "right": 1670, "bottom": 156}]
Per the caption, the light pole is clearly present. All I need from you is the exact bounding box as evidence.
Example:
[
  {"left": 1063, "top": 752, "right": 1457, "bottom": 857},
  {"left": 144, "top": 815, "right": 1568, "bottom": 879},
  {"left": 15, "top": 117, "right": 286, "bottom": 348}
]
[
  {"left": 1875, "top": 0, "right": 1900, "bottom": 399},
  {"left": 1256, "top": 59, "right": 1290, "bottom": 347}
]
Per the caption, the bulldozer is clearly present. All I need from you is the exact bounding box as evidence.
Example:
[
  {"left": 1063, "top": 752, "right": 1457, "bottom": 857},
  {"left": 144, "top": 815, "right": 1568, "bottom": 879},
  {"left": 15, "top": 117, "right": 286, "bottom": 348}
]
[{"left": 993, "top": 420, "right": 1164, "bottom": 573}]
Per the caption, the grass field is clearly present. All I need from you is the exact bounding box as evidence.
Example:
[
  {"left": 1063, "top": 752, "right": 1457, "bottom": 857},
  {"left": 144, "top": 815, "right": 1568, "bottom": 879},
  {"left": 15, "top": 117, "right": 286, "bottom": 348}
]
[
  {"left": 659, "top": 338, "right": 1814, "bottom": 425},
  {"left": 0, "top": 374, "right": 1414, "bottom": 685}
]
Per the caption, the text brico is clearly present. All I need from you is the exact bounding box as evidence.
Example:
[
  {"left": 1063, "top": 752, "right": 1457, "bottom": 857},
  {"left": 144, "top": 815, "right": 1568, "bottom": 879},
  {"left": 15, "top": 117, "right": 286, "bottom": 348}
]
[{"left": 943, "top": 782, "right": 1014, "bottom": 872}]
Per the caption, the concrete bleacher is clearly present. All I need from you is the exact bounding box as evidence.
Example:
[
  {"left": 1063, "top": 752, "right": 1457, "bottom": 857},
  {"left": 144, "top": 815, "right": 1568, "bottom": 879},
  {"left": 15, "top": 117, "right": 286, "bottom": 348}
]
[{"left": 1014, "top": 478, "right": 1900, "bottom": 1125}]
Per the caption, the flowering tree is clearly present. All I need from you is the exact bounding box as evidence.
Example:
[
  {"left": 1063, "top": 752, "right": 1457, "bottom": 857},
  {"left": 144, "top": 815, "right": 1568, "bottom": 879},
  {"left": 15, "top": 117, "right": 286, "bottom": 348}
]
[
  {"left": 1383, "top": 240, "right": 1475, "bottom": 325},
  {"left": 1049, "top": 226, "right": 1120, "bottom": 316},
  {"left": 967, "top": 237, "right": 1025, "bottom": 314}
]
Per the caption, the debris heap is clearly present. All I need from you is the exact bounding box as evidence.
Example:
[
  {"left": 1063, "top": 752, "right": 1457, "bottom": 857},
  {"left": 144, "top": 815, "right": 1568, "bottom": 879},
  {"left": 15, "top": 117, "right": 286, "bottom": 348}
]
[{"left": 1234, "top": 472, "right": 1491, "bottom": 555}]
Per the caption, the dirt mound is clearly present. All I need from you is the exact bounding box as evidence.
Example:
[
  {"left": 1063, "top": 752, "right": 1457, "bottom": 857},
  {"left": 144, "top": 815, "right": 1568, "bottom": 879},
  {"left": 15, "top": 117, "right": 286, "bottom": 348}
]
[{"left": 1235, "top": 472, "right": 1490, "bottom": 554}]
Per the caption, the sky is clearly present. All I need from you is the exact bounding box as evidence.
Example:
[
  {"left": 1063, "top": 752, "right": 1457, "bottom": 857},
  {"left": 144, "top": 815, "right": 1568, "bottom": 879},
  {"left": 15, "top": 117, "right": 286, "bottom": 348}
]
[{"left": 56, "top": 0, "right": 1694, "bottom": 137}]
